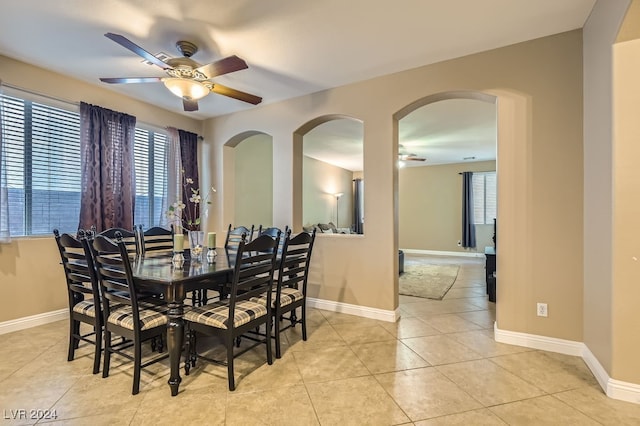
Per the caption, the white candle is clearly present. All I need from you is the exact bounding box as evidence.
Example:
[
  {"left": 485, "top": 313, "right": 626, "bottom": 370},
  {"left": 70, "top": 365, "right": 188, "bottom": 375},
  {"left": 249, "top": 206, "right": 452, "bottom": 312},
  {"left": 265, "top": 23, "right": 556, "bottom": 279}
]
[
  {"left": 208, "top": 232, "right": 216, "bottom": 248},
  {"left": 173, "top": 233, "right": 184, "bottom": 252}
]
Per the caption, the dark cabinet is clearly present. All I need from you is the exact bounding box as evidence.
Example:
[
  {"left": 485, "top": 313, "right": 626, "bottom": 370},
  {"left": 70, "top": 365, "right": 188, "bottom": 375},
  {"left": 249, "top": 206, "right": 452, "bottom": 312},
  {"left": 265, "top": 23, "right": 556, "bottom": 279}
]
[{"left": 485, "top": 246, "right": 496, "bottom": 303}]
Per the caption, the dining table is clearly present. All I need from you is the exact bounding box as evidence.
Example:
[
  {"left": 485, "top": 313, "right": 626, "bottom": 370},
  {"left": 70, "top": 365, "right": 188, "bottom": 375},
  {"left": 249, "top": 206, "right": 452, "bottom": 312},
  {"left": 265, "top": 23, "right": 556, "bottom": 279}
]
[{"left": 131, "top": 248, "right": 236, "bottom": 396}]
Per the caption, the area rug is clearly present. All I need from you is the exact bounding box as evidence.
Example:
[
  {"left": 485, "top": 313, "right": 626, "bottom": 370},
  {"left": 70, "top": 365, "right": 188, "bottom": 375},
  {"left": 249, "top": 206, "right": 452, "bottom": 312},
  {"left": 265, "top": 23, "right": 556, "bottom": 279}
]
[{"left": 399, "top": 264, "right": 460, "bottom": 300}]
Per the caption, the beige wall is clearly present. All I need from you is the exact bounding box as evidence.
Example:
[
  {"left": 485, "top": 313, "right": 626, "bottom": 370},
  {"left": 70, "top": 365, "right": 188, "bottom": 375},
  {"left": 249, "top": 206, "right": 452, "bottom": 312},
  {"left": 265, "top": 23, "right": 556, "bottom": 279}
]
[
  {"left": 583, "top": 0, "right": 630, "bottom": 382},
  {"left": 233, "top": 134, "right": 273, "bottom": 227},
  {"left": 612, "top": 37, "right": 640, "bottom": 384},
  {"left": 203, "top": 30, "right": 585, "bottom": 330},
  {"left": 0, "top": 55, "right": 202, "bottom": 323},
  {"left": 399, "top": 161, "right": 495, "bottom": 253},
  {"left": 303, "top": 156, "right": 353, "bottom": 229}
]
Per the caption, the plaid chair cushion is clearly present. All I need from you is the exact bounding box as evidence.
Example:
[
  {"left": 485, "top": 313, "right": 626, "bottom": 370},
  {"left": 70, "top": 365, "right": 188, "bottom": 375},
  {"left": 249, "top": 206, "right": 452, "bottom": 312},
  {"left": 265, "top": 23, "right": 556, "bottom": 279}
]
[
  {"left": 108, "top": 305, "right": 168, "bottom": 331},
  {"left": 252, "top": 287, "right": 304, "bottom": 308},
  {"left": 72, "top": 300, "right": 97, "bottom": 317},
  {"left": 185, "top": 300, "right": 267, "bottom": 329}
]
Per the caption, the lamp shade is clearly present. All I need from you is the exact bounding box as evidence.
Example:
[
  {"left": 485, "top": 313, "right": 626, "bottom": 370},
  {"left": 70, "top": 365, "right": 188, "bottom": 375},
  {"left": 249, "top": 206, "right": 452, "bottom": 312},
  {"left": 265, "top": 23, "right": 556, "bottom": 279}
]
[{"left": 163, "top": 78, "right": 209, "bottom": 100}]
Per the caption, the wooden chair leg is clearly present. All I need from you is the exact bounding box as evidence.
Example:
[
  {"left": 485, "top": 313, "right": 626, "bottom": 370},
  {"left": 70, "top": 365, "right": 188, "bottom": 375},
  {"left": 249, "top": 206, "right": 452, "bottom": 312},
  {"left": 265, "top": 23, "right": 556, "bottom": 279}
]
[
  {"left": 301, "top": 306, "right": 308, "bottom": 341},
  {"left": 93, "top": 326, "right": 102, "bottom": 374},
  {"left": 227, "top": 338, "right": 235, "bottom": 391},
  {"left": 102, "top": 330, "right": 112, "bottom": 378},
  {"left": 274, "top": 313, "right": 282, "bottom": 359},
  {"left": 133, "top": 339, "right": 142, "bottom": 395},
  {"left": 67, "top": 319, "right": 77, "bottom": 361},
  {"left": 266, "top": 316, "right": 273, "bottom": 365}
]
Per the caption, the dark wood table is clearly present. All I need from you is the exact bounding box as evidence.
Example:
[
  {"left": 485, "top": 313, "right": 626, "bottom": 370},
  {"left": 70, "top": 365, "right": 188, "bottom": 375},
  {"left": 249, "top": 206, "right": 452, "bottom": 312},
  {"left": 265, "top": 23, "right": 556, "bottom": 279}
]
[{"left": 131, "top": 249, "right": 234, "bottom": 396}]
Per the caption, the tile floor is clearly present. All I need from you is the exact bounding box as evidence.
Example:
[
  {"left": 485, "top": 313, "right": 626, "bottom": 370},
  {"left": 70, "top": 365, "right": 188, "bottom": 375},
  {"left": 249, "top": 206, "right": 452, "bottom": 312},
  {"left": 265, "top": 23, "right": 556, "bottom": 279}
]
[{"left": 2, "top": 255, "right": 640, "bottom": 425}]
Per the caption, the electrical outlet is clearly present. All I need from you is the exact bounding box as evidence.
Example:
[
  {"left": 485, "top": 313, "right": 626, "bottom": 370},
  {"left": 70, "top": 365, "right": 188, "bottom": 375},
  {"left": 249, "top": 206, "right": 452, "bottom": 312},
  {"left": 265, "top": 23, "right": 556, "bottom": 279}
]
[{"left": 537, "top": 303, "right": 548, "bottom": 317}]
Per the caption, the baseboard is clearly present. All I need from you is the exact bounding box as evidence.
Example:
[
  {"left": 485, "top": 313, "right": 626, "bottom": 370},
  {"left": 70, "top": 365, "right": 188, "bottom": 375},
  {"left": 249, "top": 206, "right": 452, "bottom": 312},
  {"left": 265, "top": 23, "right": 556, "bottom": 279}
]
[
  {"left": 307, "top": 297, "right": 399, "bottom": 323},
  {"left": 494, "top": 323, "right": 584, "bottom": 356},
  {"left": 0, "top": 308, "right": 68, "bottom": 335},
  {"left": 401, "top": 249, "right": 484, "bottom": 258},
  {"left": 496, "top": 323, "right": 640, "bottom": 405}
]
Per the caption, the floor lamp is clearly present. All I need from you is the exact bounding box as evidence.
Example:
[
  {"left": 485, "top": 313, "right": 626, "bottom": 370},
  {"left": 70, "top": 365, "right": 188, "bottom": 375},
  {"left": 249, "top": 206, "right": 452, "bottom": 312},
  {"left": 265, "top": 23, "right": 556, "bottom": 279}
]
[{"left": 334, "top": 192, "right": 343, "bottom": 227}]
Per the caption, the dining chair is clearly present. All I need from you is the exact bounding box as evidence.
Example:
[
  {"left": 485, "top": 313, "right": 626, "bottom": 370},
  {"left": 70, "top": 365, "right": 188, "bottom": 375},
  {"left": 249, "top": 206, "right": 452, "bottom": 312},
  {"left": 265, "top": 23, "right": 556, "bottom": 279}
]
[
  {"left": 90, "top": 232, "right": 169, "bottom": 395},
  {"left": 252, "top": 229, "right": 316, "bottom": 358},
  {"left": 135, "top": 225, "right": 174, "bottom": 257},
  {"left": 97, "top": 227, "right": 139, "bottom": 257},
  {"left": 224, "top": 224, "right": 255, "bottom": 250},
  {"left": 53, "top": 229, "right": 103, "bottom": 374},
  {"left": 258, "top": 226, "right": 289, "bottom": 254},
  {"left": 184, "top": 232, "right": 280, "bottom": 391}
]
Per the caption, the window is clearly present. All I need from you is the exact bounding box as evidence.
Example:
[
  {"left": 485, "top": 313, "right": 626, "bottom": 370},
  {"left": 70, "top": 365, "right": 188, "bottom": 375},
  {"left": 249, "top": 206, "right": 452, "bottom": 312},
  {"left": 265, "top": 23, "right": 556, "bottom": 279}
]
[
  {"left": 134, "top": 128, "right": 168, "bottom": 228},
  {"left": 472, "top": 171, "right": 496, "bottom": 225},
  {"left": 1, "top": 89, "right": 168, "bottom": 236}
]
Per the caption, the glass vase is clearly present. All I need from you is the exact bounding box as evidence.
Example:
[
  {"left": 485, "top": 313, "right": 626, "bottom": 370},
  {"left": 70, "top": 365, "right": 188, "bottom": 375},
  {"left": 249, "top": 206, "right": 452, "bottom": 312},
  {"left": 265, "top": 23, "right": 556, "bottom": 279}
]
[{"left": 188, "top": 230, "right": 205, "bottom": 262}]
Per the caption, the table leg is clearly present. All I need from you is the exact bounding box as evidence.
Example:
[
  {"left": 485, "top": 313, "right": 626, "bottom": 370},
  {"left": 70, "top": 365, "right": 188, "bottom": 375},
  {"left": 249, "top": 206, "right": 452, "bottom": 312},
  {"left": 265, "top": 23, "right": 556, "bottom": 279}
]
[{"left": 166, "top": 300, "right": 184, "bottom": 396}]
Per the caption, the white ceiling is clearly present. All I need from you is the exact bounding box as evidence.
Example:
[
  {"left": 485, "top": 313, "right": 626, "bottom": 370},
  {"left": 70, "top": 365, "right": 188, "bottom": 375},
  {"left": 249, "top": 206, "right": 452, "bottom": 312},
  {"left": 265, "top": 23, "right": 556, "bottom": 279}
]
[{"left": 0, "top": 0, "right": 595, "bottom": 167}]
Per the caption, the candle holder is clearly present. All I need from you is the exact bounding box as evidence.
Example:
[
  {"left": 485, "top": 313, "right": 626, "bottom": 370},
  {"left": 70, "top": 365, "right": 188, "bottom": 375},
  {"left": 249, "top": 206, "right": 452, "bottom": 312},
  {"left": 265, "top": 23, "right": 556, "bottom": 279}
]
[
  {"left": 206, "top": 247, "right": 217, "bottom": 263},
  {"left": 172, "top": 251, "right": 185, "bottom": 267}
]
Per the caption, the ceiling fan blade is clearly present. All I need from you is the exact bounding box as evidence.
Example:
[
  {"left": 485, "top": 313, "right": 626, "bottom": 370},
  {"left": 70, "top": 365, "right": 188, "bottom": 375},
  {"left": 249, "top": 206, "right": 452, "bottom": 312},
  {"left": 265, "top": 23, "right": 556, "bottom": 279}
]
[
  {"left": 105, "top": 33, "right": 170, "bottom": 70},
  {"left": 183, "top": 98, "right": 199, "bottom": 112},
  {"left": 211, "top": 84, "right": 262, "bottom": 105},
  {"left": 100, "top": 77, "right": 163, "bottom": 84},
  {"left": 196, "top": 55, "right": 248, "bottom": 79},
  {"left": 406, "top": 156, "right": 426, "bottom": 161}
]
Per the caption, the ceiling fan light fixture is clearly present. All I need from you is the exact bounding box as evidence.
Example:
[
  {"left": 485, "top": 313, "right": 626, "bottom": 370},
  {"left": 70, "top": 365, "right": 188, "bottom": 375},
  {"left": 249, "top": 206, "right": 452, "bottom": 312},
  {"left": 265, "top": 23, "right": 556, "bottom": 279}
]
[{"left": 163, "top": 78, "right": 209, "bottom": 100}]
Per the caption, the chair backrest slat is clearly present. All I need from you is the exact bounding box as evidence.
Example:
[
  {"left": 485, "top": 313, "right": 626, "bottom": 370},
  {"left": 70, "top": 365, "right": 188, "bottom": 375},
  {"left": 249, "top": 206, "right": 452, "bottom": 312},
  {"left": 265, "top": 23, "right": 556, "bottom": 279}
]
[
  {"left": 54, "top": 229, "right": 102, "bottom": 309},
  {"left": 277, "top": 229, "right": 316, "bottom": 297},
  {"left": 227, "top": 232, "right": 280, "bottom": 328},
  {"left": 225, "top": 224, "right": 255, "bottom": 250},
  {"left": 97, "top": 227, "right": 138, "bottom": 257},
  {"left": 136, "top": 225, "right": 174, "bottom": 256},
  {"left": 90, "top": 233, "right": 143, "bottom": 318}
]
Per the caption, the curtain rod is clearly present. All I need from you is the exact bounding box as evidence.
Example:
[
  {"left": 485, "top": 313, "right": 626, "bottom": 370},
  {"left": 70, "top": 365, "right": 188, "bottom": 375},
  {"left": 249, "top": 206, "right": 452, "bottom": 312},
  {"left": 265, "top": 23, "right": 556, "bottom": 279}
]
[
  {"left": 3, "top": 82, "right": 204, "bottom": 138},
  {"left": 2, "top": 82, "right": 80, "bottom": 106}
]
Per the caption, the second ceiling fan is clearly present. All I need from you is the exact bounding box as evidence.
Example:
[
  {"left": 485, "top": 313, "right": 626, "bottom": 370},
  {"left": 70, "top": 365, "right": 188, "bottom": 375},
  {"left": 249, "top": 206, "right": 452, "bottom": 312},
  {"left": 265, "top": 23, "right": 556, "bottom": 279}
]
[{"left": 99, "top": 33, "right": 262, "bottom": 112}]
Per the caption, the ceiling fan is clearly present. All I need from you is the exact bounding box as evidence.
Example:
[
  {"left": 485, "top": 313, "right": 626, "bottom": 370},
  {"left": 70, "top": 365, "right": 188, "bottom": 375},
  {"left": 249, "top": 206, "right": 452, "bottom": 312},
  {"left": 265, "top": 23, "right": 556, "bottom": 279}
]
[
  {"left": 99, "top": 33, "right": 262, "bottom": 112},
  {"left": 398, "top": 144, "right": 426, "bottom": 162}
]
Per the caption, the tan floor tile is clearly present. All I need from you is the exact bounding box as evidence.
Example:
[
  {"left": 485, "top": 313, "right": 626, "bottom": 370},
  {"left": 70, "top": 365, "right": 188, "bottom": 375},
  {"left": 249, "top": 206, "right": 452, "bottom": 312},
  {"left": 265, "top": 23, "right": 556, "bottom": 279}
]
[
  {"left": 332, "top": 322, "right": 397, "bottom": 344},
  {"left": 401, "top": 335, "right": 484, "bottom": 365},
  {"left": 0, "top": 373, "right": 79, "bottom": 426},
  {"left": 306, "top": 376, "right": 410, "bottom": 425},
  {"left": 553, "top": 385, "right": 640, "bottom": 425},
  {"left": 319, "top": 310, "right": 387, "bottom": 327},
  {"left": 417, "top": 314, "right": 482, "bottom": 333},
  {"left": 375, "top": 367, "right": 482, "bottom": 421},
  {"left": 380, "top": 317, "right": 441, "bottom": 339},
  {"left": 133, "top": 385, "right": 227, "bottom": 425},
  {"left": 38, "top": 408, "right": 139, "bottom": 426},
  {"left": 284, "top": 321, "right": 346, "bottom": 353},
  {"left": 446, "top": 330, "right": 529, "bottom": 358},
  {"left": 436, "top": 359, "right": 545, "bottom": 406},
  {"left": 489, "top": 395, "right": 601, "bottom": 425},
  {"left": 49, "top": 372, "right": 148, "bottom": 420},
  {"left": 292, "top": 346, "right": 369, "bottom": 383},
  {"left": 231, "top": 352, "right": 304, "bottom": 393},
  {"left": 226, "top": 384, "right": 319, "bottom": 425},
  {"left": 351, "top": 340, "right": 430, "bottom": 374},
  {"left": 444, "top": 286, "right": 487, "bottom": 299},
  {"left": 405, "top": 299, "right": 482, "bottom": 316},
  {"left": 414, "top": 408, "right": 507, "bottom": 425},
  {"left": 455, "top": 310, "right": 496, "bottom": 329},
  {"left": 491, "top": 350, "right": 598, "bottom": 393}
]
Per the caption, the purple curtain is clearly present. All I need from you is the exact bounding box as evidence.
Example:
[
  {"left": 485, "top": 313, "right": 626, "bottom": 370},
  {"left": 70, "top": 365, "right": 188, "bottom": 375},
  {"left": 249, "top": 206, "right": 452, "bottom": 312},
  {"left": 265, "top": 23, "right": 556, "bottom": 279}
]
[
  {"left": 179, "top": 130, "right": 200, "bottom": 231},
  {"left": 79, "top": 102, "right": 136, "bottom": 231},
  {"left": 461, "top": 171, "right": 476, "bottom": 248}
]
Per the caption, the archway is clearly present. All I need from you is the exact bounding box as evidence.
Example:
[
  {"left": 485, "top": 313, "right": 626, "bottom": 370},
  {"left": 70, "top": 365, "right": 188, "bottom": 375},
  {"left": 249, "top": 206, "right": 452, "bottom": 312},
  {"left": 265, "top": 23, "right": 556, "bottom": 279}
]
[
  {"left": 222, "top": 131, "right": 274, "bottom": 230},
  {"left": 292, "top": 115, "right": 364, "bottom": 233}
]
